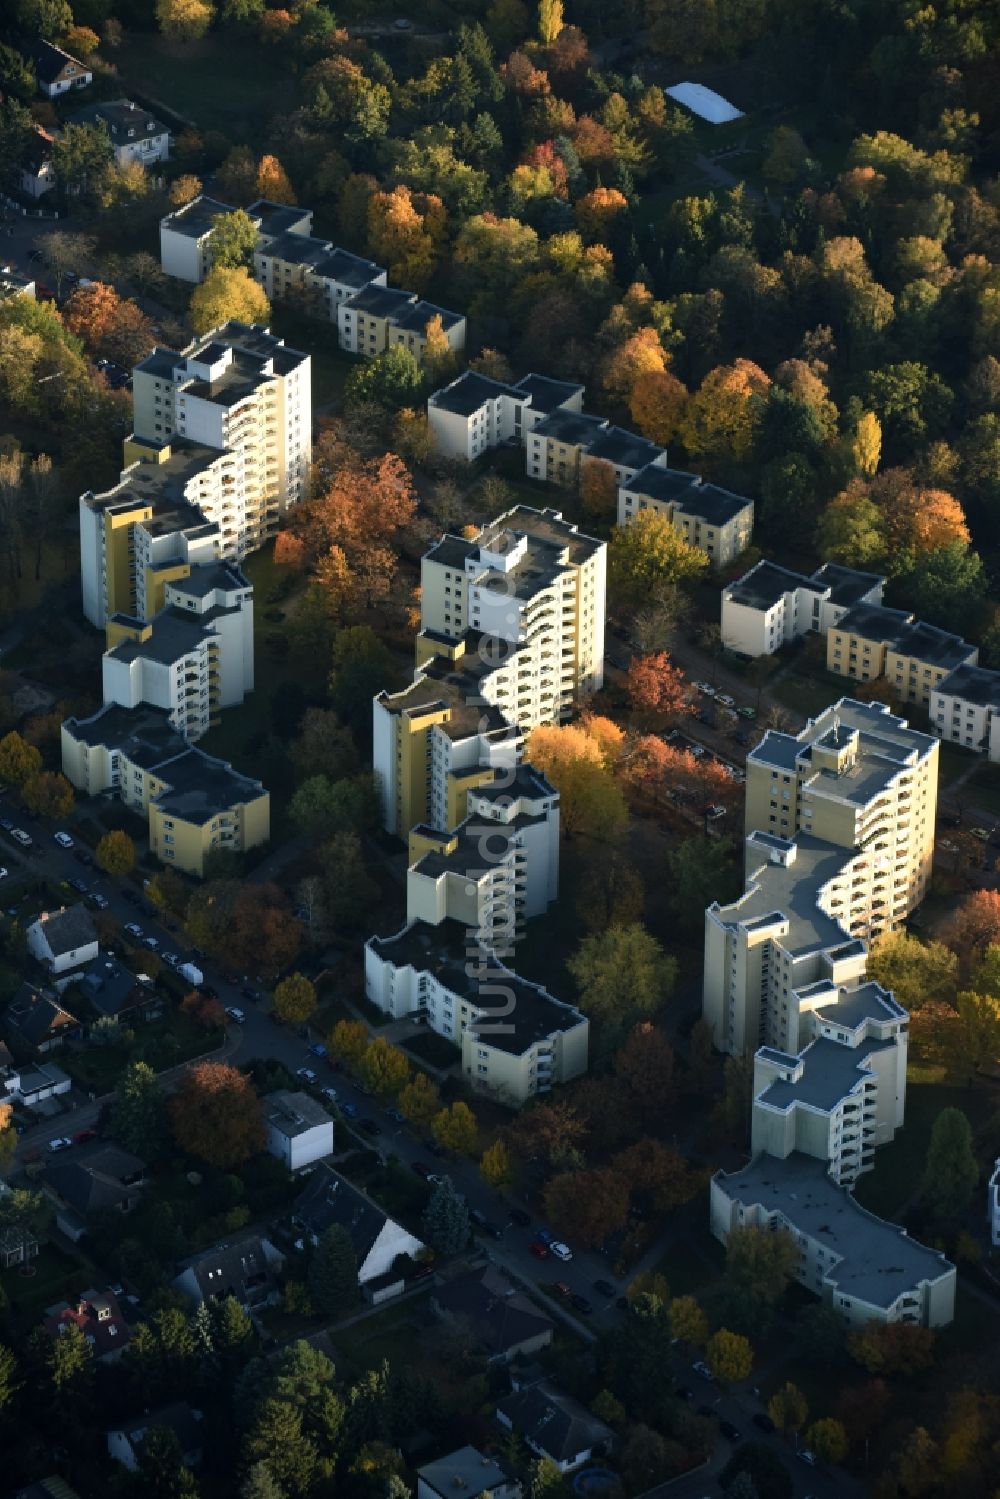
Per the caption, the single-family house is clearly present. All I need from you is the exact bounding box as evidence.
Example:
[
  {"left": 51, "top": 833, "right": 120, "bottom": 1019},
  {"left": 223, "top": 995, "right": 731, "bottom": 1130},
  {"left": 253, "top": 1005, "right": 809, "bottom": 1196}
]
[
  {"left": 293, "top": 1164, "right": 425, "bottom": 1300},
  {"left": 265, "top": 1089, "right": 334, "bottom": 1170},
  {"left": 10, "top": 1061, "right": 71, "bottom": 1109},
  {"left": 496, "top": 1378, "right": 614, "bottom": 1473},
  {"left": 417, "top": 1447, "right": 521, "bottom": 1499},
  {"left": 432, "top": 1263, "right": 553, "bottom": 1363},
  {"left": 30, "top": 39, "right": 92, "bottom": 97},
  {"left": 43, "top": 1144, "right": 146, "bottom": 1241},
  {"left": 107, "top": 1403, "right": 203, "bottom": 1472},
  {"left": 68, "top": 99, "right": 171, "bottom": 168},
  {"left": 20, "top": 126, "right": 56, "bottom": 199},
  {"left": 78, "top": 954, "right": 153, "bottom": 1023},
  {"left": 172, "top": 1234, "right": 283, "bottom": 1308},
  {"left": 0, "top": 1182, "right": 40, "bottom": 1267},
  {"left": 26, "top": 905, "right": 99, "bottom": 976},
  {"left": 43, "top": 1287, "right": 131, "bottom": 1360},
  {"left": 5, "top": 984, "right": 80, "bottom": 1053}
]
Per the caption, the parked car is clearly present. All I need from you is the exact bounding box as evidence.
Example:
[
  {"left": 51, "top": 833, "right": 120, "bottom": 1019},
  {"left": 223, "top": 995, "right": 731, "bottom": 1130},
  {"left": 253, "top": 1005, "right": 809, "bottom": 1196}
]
[
  {"left": 426, "top": 1173, "right": 444, "bottom": 1186},
  {"left": 692, "top": 1361, "right": 715, "bottom": 1380},
  {"left": 48, "top": 1136, "right": 72, "bottom": 1152},
  {"left": 72, "top": 1128, "right": 97, "bottom": 1145},
  {"left": 737, "top": 705, "right": 756, "bottom": 719},
  {"left": 720, "top": 1421, "right": 742, "bottom": 1442},
  {"left": 508, "top": 1207, "right": 531, "bottom": 1227},
  {"left": 0, "top": 818, "right": 13, "bottom": 832},
  {"left": 717, "top": 693, "right": 736, "bottom": 708},
  {"left": 552, "top": 1281, "right": 571, "bottom": 1297},
  {"left": 0, "top": 868, "right": 7, "bottom": 881},
  {"left": 225, "top": 1007, "right": 246, "bottom": 1024},
  {"left": 142, "top": 935, "right": 159, "bottom": 951},
  {"left": 67, "top": 877, "right": 88, "bottom": 894},
  {"left": 535, "top": 1229, "right": 555, "bottom": 1245},
  {"left": 594, "top": 1279, "right": 616, "bottom": 1297},
  {"left": 162, "top": 952, "right": 180, "bottom": 968},
  {"left": 124, "top": 923, "right": 143, "bottom": 939},
  {"left": 752, "top": 1413, "right": 775, "bottom": 1433},
  {"left": 385, "top": 1107, "right": 404, "bottom": 1123},
  {"left": 308, "top": 1042, "right": 327, "bottom": 1058},
  {"left": 797, "top": 1451, "right": 818, "bottom": 1468},
  {"left": 695, "top": 682, "right": 715, "bottom": 696},
  {"left": 529, "top": 1240, "right": 550, "bottom": 1259},
  {"left": 321, "top": 1086, "right": 338, "bottom": 1102},
  {"left": 241, "top": 985, "right": 263, "bottom": 1002},
  {"left": 340, "top": 1101, "right": 358, "bottom": 1118},
  {"left": 11, "top": 829, "right": 31, "bottom": 846},
  {"left": 359, "top": 1118, "right": 382, "bottom": 1135},
  {"left": 549, "top": 1241, "right": 573, "bottom": 1262},
  {"left": 88, "top": 893, "right": 109, "bottom": 910},
  {"left": 54, "top": 831, "right": 74, "bottom": 849},
  {"left": 296, "top": 1067, "right": 318, "bottom": 1085},
  {"left": 570, "top": 1294, "right": 592, "bottom": 1314}
]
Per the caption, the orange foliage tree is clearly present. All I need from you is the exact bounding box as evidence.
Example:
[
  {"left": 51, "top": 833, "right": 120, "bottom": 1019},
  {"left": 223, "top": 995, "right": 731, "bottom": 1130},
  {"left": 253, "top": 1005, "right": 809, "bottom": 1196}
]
[
  {"left": 629, "top": 369, "right": 689, "bottom": 445},
  {"left": 168, "top": 1061, "right": 264, "bottom": 1168},
  {"left": 942, "top": 889, "right": 1000, "bottom": 974},
  {"left": 869, "top": 468, "right": 970, "bottom": 556},
  {"left": 506, "top": 1097, "right": 586, "bottom": 1164},
  {"left": 626, "top": 651, "right": 692, "bottom": 719},
  {"left": 680, "top": 358, "right": 771, "bottom": 463},
  {"left": 612, "top": 1138, "right": 700, "bottom": 1210},
  {"left": 575, "top": 186, "right": 628, "bottom": 242},
  {"left": 602, "top": 326, "right": 668, "bottom": 405},
  {"left": 255, "top": 154, "right": 297, "bottom": 205},
  {"left": 63, "top": 281, "right": 155, "bottom": 366},
  {"left": 613, "top": 1022, "right": 674, "bottom": 1130},
  {"left": 367, "top": 185, "right": 445, "bottom": 292}
]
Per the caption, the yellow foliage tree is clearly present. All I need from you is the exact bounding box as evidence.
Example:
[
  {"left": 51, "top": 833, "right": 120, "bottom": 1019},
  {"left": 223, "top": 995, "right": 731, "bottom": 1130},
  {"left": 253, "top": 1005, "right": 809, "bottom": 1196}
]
[
  {"left": 527, "top": 725, "right": 628, "bottom": 840},
  {"left": 680, "top": 358, "right": 771, "bottom": 463},
  {"left": 602, "top": 326, "right": 667, "bottom": 405},
  {"left": 669, "top": 1295, "right": 708, "bottom": 1346},
  {"left": 255, "top": 154, "right": 297, "bottom": 206},
  {"left": 706, "top": 1327, "right": 753, "bottom": 1383},
  {"left": 367, "top": 185, "right": 442, "bottom": 292},
  {"left": 608, "top": 510, "right": 708, "bottom": 610},
  {"left": 629, "top": 369, "right": 688, "bottom": 445},
  {"left": 480, "top": 1138, "right": 513, "bottom": 1189},
  {"left": 579, "top": 457, "right": 617, "bottom": 522},
  {"left": 190, "top": 266, "right": 270, "bottom": 335},
  {"left": 852, "top": 410, "right": 882, "bottom": 476},
  {"left": 272, "top": 973, "right": 316, "bottom": 1026},
  {"left": 329, "top": 1018, "right": 368, "bottom": 1069},
  {"left": 431, "top": 1101, "right": 479, "bottom": 1154},
  {"left": 155, "top": 0, "right": 214, "bottom": 41},
  {"left": 359, "top": 1036, "right": 411, "bottom": 1097},
  {"left": 538, "top": 0, "right": 564, "bottom": 45},
  {"left": 574, "top": 186, "right": 628, "bottom": 243},
  {"left": 398, "top": 1070, "right": 441, "bottom": 1126}
]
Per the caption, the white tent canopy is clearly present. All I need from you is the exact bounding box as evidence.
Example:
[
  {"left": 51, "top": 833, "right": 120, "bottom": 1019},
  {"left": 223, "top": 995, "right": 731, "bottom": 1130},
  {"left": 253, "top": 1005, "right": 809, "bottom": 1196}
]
[{"left": 664, "top": 81, "right": 745, "bottom": 125}]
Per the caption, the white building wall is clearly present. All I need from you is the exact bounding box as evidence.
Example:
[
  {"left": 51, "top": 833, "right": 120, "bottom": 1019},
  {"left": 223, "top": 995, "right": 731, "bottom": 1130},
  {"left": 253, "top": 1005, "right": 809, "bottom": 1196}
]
[
  {"left": 79, "top": 497, "right": 104, "bottom": 627},
  {"left": 159, "top": 225, "right": 207, "bottom": 283},
  {"left": 359, "top": 1218, "right": 425, "bottom": 1282},
  {"left": 372, "top": 699, "right": 398, "bottom": 834}
]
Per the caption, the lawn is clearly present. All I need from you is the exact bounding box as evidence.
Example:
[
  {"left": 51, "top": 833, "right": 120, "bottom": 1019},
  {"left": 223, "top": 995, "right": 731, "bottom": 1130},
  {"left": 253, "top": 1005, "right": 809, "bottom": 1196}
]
[
  {"left": 939, "top": 743, "right": 979, "bottom": 790},
  {"left": 333, "top": 1293, "right": 435, "bottom": 1374},
  {"left": 61, "top": 1010, "right": 221, "bottom": 1094},
  {"left": 115, "top": 33, "right": 298, "bottom": 141},
  {"left": 655, "top": 1229, "right": 726, "bottom": 1297},
  {"left": 771, "top": 668, "right": 853, "bottom": 724},
  {"left": 852, "top": 1078, "right": 997, "bottom": 1219}
]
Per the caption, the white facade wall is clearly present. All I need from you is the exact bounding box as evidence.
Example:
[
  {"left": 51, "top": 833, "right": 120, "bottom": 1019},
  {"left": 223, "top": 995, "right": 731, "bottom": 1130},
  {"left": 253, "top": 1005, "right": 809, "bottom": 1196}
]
[
  {"left": 26, "top": 922, "right": 99, "bottom": 975},
  {"left": 79, "top": 497, "right": 103, "bottom": 627},
  {"left": 266, "top": 1118, "right": 334, "bottom": 1171},
  {"left": 930, "top": 686, "right": 997, "bottom": 757},
  {"left": 359, "top": 1218, "right": 425, "bottom": 1282},
  {"left": 160, "top": 224, "right": 211, "bottom": 283},
  {"left": 990, "top": 1159, "right": 1000, "bottom": 1247},
  {"left": 372, "top": 697, "right": 398, "bottom": 834},
  {"left": 112, "top": 132, "right": 170, "bottom": 168}
]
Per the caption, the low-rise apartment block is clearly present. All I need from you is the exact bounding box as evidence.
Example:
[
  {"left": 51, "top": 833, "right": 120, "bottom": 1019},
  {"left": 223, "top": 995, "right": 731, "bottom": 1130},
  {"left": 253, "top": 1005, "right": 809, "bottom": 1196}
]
[
  {"left": 721, "top": 560, "right": 885, "bottom": 656},
  {"left": 101, "top": 562, "right": 254, "bottom": 741},
  {"left": 255, "top": 233, "right": 386, "bottom": 319},
  {"left": 365, "top": 918, "right": 588, "bottom": 1106},
  {"left": 427, "top": 371, "right": 584, "bottom": 463},
  {"left": 160, "top": 196, "right": 314, "bottom": 283},
  {"left": 930, "top": 663, "right": 1000, "bottom": 758},
  {"left": 337, "top": 284, "right": 466, "bottom": 363},
  {"left": 68, "top": 99, "right": 170, "bottom": 167},
  {"left": 826, "top": 605, "right": 977, "bottom": 706},
  {"left": 619, "top": 465, "right": 755, "bottom": 571},
  {"left": 711, "top": 1153, "right": 955, "bottom": 1328},
  {"left": 61, "top": 704, "right": 268, "bottom": 877}
]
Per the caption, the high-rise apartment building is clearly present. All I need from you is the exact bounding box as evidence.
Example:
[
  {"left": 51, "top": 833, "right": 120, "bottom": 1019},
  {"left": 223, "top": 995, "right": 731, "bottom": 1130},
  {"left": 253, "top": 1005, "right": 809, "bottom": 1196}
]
[
  {"left": 419, "top": 506, "right": 606, "bottom": 717},
  {"left": 743, "top": 698, "right": 938, "bottom": 928}
]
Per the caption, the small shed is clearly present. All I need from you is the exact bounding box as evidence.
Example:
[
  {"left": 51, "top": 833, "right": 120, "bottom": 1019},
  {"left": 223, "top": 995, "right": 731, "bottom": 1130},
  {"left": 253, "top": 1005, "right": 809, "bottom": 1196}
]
[{"left": 665, "top": 82, "right": 745, "bottom": 124}]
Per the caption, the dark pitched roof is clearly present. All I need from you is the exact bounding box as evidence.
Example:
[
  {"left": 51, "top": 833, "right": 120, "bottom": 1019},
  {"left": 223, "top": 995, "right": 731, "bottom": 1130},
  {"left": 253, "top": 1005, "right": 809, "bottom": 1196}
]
[
  {"left": 31, "top": 905, "right": 97, "bottom": 959},
  {"left": 69, "top": 98, "right": 167, "bottom": 143},
  {"left": 176, "top": 1235, "right": 276, "bottom": 1302},
  {"left": 44, "top": 1287, "right": 131, "bottom": 1358},
  {"left": 434, "top": 1264, "right": 553, "bottom": 1356},
  {"left": 112, "top": 1402, "right": 203, "bottom": 1461},
  {"left": 294, "top": 1164, "right": 386, "bottom": 1263},
  {"left": 79, "top": 955, "right": 146, "bottom": 1018},
  {"left": 30, "top": 39, "right": 89, "bottom": 85},
  {"left": 497, "top": 1382, "right": 614, "bottom": 1464},
  {"left": 6, "top": 986, "right": 78, "bottom": 1046},
  {"left": 45, "top": 1144, "right": 145, "bottom": 1217}
]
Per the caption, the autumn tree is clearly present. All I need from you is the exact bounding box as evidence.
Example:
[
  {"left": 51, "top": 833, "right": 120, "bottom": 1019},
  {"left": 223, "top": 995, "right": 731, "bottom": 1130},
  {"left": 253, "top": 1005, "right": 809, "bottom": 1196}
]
[
  {"left": 613, "top": 1139, "right": 698, "bottom": 1211},
  {"left": 769, "top": 1381, "right": 809, "bottom": 1437},
  {"left": 367, "top": 185, "right": 443, "bottom": 292},
  {"left": 359, "top": 1037, "right": 410, "bottom": 1098},
  {"left": 480, "top": 1138, "right": 513, "bottom": 1190},
  {"left": 629, "top": 369, "right": 688, "bottom": 445},
  {"left": 608, "top": 511, "right": 708, "bottom": 611},
  {"left": 169, "top": 174, "right": 203, "bottom": 208},
  {"left": 505, "top": 1098, "right": 585, "bottom": 1166},
  {"left": 210, "top": 208, "right": 260, "bottom": 271},
  {"left": 329, "top": 1019, "right": 369, "bottom": 1071},
  {"left": 575, "top": 186, "right": 628, "bottom": 243},
  {"left": 612, "top": 1023, "right": 674, "bottom": 1131},
  {"left": 272, "top": 973, "right": 317, "bottom": 1027},
  {"left": 190, "top": 267, "right": 270, "bottom": 335},
  {"left": 942, "top": 889, "right": 1000, "bottom": 973},
  {"left": 870, "top": 467, "right": 970, "bottom": 558},
  {"left": 344, "top": 345, "right": 423, "bottom": 413},
  {"left": 626, "top": 651, "right": 691, "bottom": 719},
  {"left": 21, "top": 770, "right": 73, "bottom": 820},
  {"left": 63, "top": 281, "right": 155, "bottom": 367},
  {"left": 431, "top": 1101, "right": 478, "bottom": 1154},
  {"left": 806, "top": 1418, "right": 848, "bottom": 1467},
  {"left": 0, "top": 731, "right": 41, "bottom": 787},
  {"left": 816, "top": 484, "right": 886, "bottom": 568},
  {"left": 576, "top": 852, "right": 645, "bottom": 932},
  {"left": 847, "top": 1321, "right": 935, "bottom": 1377},
  {"left": 156, "top": 0, "right": 214, "bottom": 42},
  {"left": 526, "top": 724, "right": 628, "bottom": 841},
  {"left": 669, "top": 1295, "right": 708, "bottom": 1346},
  {"left": 568, "top": 924, "right": 677, "bottom": 1050},
  {"left": 544, "top": 1166, "right": 630, "bottom": 1248},
  {"left": 867, "top": 930, "right": 957, "bottom": 1010},
  {"left": 398, "top": 1070, "right": 441, "bottom": 1126},
  {"left": 256, "top": 154, "right": 296, "bottom": 205},
  {"left": 169, "top": 1062, "right": 264, "bottom": 1168},
  {"left": 579, "top": 458, "right": 617, "bottom": 523},
  {"left": 720, "top": 1224, "right": 798, "bottom": 1335},
  {"left": 706, "top": 1328, "right": 753, "bottom": 1384},
  {"left": 96, "top": 829, "right": 135, "bottom": 877},
  {"left": 681, "top": 359, "right": 771, "bottom": 465},
  {"left": 602, "top": 327, "right": 668, "bottom": 406}
]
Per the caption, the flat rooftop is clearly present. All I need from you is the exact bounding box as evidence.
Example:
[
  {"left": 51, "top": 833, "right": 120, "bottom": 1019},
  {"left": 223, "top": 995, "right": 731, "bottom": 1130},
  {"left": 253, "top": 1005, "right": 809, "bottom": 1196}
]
[
  {"left": 832, "top": 602, "right": 912, "bottom": 641},
  {"left": 391, "top": 299, "right": 463, "bottom": 333},
  {"left": 258, "top": 230, "right": 333, "bottom": 267},
  {"left": 313, "top": 246, "right": 385, "bottom": 288},
  {"left": 531, "top": 408, "right": 607, "bottom": 447},
  {"left": 750, "top": 699, "right": 938, "bottom": 801},
  {"left": 62, "top": 703, "right": 188, "bottom": 767},
  {"left": 424, "top": 506, "right": 603, "bottom": 577},
  {"left": 343, "top": 284, "right": 415, "bottom": 317},
  {"left": 266, "top": 1089, "right": 331, "bottom": 1137},
  {"left": 726, "top": 560, "right": 817, "bottom": 611},
  {"left": 369, "top": 918, "right": 585, "bottom": 1054},
  {"left": 586, "top": 426, "right": 663, "bottom": 470},
  {"left": 247, "top": 199, "right": 310, "bottom": 236},
  {"left": 890, "top": 619, "right": 975, "bottom": 671},
  {"left": 716, "top": 1152, "right": 953, "bottom": 1308},
  {"left": 810, "top": 562, "right": 885, "bottom": 608},
  {"left": 162, "top": 194, "right": 235, "bottom": 238},
  {"left": 714, "top": 832, "right": 854, "bottom": 958},
  {"left": 376, "top": 648, "right": 517, "bottom": 741},
  {"left": 935, "top": 662, "right": 1000, "bottom": 710},
  {"left": 514, "top": 372, "right": 585, "bottom": 413},
  {"left": 85, "top": 442, "right": 222, "bottom": 517},
  {"left": 757, "top": 1033, "right": 896, "bottom": 1113},
  {"left": 151, "top": 748, "right": 265, "bottom": 823},
  {"left": 429, "top": 370, "right": 525, "bottom": 417}
]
